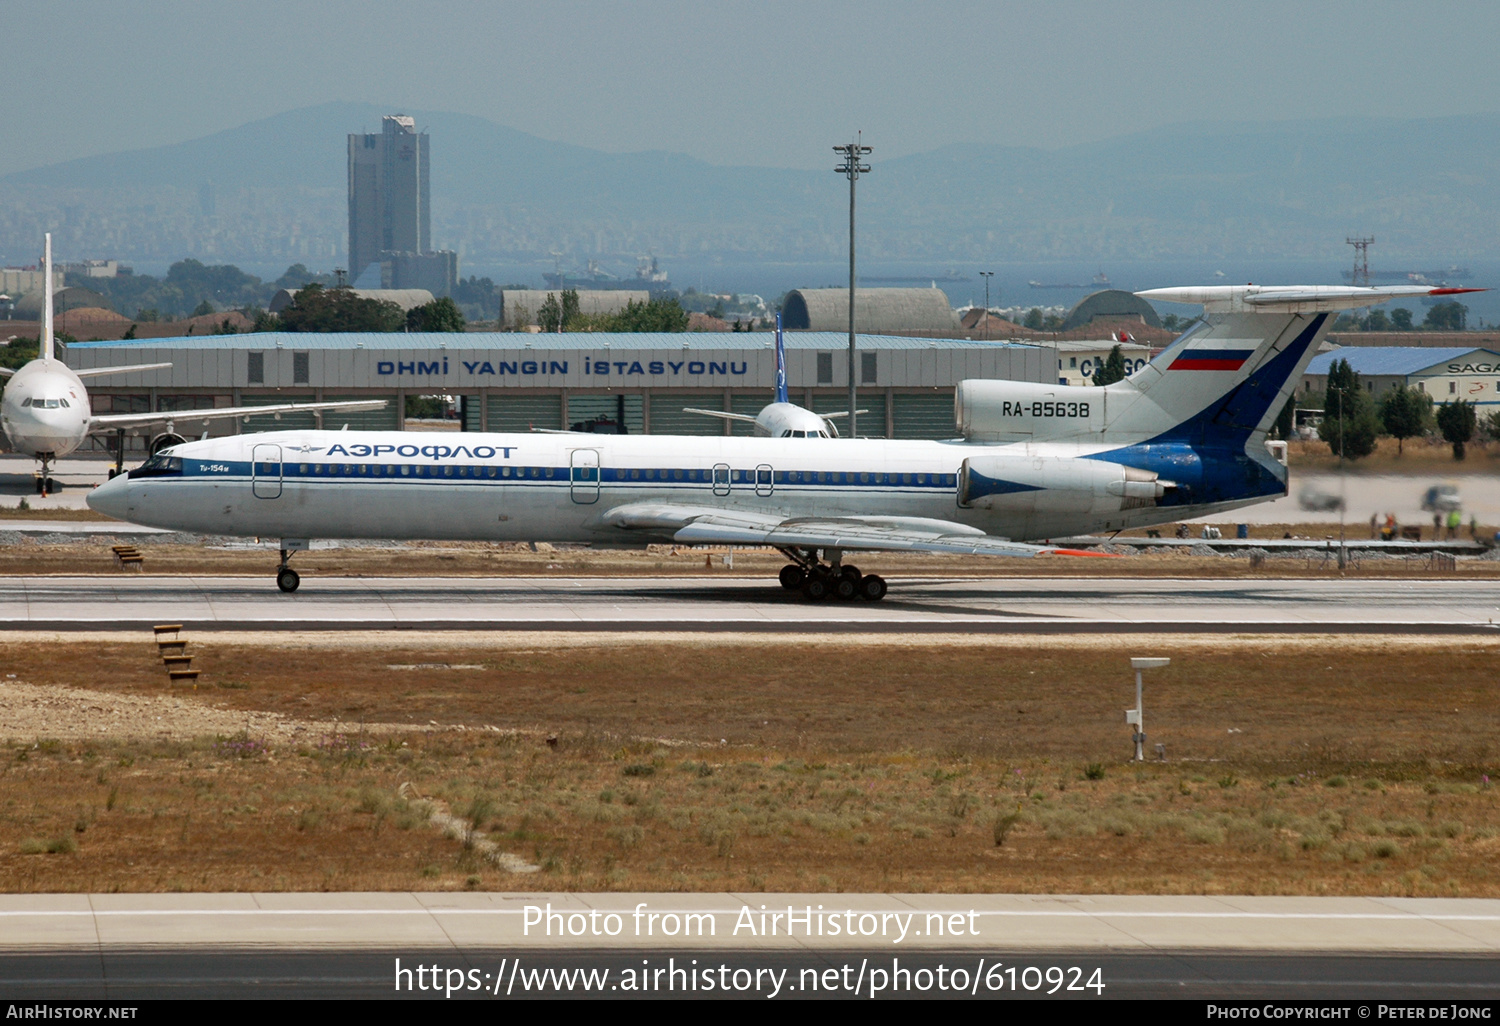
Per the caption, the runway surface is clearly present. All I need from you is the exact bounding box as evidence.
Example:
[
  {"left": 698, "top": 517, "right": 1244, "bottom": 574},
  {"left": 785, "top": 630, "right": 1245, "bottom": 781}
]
[
  {"left": 5, "top": 575, "right": 1500, "bottom": 633},
  {"left": 0, "top": 893, "right": 1495, "bottom": 999}
]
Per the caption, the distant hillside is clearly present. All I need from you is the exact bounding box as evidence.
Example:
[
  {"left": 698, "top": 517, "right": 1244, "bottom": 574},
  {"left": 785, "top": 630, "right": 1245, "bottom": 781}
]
[{"left": 2, "top": 103, "right": 1498, "bottom": 265}]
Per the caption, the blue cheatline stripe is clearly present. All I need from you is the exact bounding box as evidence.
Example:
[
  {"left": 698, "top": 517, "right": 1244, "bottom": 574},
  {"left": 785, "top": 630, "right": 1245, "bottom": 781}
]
[{"left": 176, "top": 460, "right": 959, "bottom": 490}]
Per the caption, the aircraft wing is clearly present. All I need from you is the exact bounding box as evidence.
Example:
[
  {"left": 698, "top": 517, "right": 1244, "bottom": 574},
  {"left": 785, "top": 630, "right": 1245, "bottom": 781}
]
[
  {"left": 73, "top": 362, "right": 174, "bottom": 379},
  {"left": 89, "top": 399, "right": 387, "bottom": 431},
  {"left": 598, "top": 502, "right": 1107, "bottom": 558},
  {"left": 680, "top": 408, "right": 761, "bottom": 424}
]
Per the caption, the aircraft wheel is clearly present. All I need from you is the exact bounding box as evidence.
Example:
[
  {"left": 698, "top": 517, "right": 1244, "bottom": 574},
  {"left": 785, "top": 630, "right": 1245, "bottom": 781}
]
[
  {"left": 840, "top": 565, "right": 861, "bottom": 582},
  {"left": 858, "top": 574, "right": 887, "bottom": 601},
  {"left": 833, "top": 574, "right": 859, "bottom": 600},
  {"left": 45, "top": 478, "right": 58, "bottom": 493},
  {"left": 276, "top": 568, "right": 301, "bottom": 594},
  {"left": 35, "top": 478, "right": 45, "bottom": 494},
  {"left": 800, "top": 573, "right": 829, "bottom": 601},
  {"left": 107, "top": 468, "right": 118, "bottom": 480},
  {"left": 778, "top": 565, "right": 805, "bottom": 591}
]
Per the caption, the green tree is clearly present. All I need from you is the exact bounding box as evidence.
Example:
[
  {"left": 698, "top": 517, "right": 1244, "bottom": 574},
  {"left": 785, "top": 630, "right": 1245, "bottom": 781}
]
[
  {"left": 191, "top": 299, "right": 216, "bottom": 317},
  {"left": 251, "top": 310, "right": 280, "bottom": 332},
  {"left": 1435, "top": 399, "right": 1477, "bottom": 460},
  {"left": 276, "top": 284, "right": 404, "bottom": 333},
  {"left": 1424, "top": 301, "right": 1468, "bottom": 331},
  {"left": 1377, "top": 383, "right": 1432, "bottom": 454},
  {"left": 406, "top": 296, "right": 466, "bottom": 332},
  {"left": 1318, "top": 358, "right": 1379, "bottom": 460},
  {"left": 1363, "top": 309, "right": 1389, "bottom": 331},
  {"left": 603, "top": 296, "right": 689, "bottom": 332},
  {"left": 1023, "top": 307, "right": 1044, "bottom": 330},
  {"left": 537, "top": 289, "right": 580, "bottom": 332},
  {"left": 211, "top": 317, "right": 239, "bottom": 336},
  {"left": 1091, "top": 344, "right": 1127, "bottom": 386},
  {"left": 1390, "top": 307, "right": 1414, "bottom": 331},
  {"left": 1272, "top": 396, "right": 1295, "bottom": 440}
]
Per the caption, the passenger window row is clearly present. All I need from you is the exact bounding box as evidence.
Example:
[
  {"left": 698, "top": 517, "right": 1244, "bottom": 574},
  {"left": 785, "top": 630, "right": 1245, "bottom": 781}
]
[{"left": 263, "top": 463, "right": 955, "bottom": 488}]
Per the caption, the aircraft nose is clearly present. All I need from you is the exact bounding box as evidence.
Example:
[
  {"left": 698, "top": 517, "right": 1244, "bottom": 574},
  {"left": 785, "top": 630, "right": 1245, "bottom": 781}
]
[{"left": 87, "top": 474, "right": 131, "bottom": 521}]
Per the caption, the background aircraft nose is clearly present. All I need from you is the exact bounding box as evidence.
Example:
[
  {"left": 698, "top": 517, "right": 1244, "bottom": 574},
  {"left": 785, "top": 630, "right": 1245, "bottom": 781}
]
[{"left": 86, "top": 475, "right": 130, "bottom": 520}]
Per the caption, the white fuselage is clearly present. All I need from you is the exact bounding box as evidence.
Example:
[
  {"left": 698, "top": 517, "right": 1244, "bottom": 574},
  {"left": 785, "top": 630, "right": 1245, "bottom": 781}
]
[
  {"left": 87, "top": 428, "right": 1278, "bottom": 544},
  {"left": 0, "top": 359, "right": 90, "bottom": 458}
]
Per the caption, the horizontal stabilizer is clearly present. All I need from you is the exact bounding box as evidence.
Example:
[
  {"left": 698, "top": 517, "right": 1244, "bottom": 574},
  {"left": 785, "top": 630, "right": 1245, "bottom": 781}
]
[{"left": 1137, "top": 285, "right": 1485, "bottom": 314}]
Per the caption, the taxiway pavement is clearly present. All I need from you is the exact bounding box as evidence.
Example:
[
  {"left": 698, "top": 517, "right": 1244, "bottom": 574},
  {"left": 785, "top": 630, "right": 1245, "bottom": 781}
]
[{"left": 4, "top": 575, "right": 1500, "bottom": 633}]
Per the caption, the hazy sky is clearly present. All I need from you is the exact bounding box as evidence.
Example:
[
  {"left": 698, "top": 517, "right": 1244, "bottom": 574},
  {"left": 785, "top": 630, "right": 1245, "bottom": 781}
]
[{"left": 5, "top": 0, "right": 1498, "bottom": 176}]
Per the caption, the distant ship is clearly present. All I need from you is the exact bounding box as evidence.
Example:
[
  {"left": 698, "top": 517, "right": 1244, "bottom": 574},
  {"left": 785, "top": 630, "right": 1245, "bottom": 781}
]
[
  {"left": 1029, "top": 271, "right": 1111, "bottom": 290},
  {"left": 1340, "top": 265, "right": 1471, "bottom": 286},
  {"left": 544, "top": 255, "right": 673, "bottom": 295},
  {"left": 863, "top": 271, "right": 971, "bottom": 284}
]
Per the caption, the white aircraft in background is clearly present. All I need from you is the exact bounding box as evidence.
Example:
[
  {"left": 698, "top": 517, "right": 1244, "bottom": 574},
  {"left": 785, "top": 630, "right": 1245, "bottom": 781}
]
[
  {"left": 88, "top": 282, "right": 1481, "bottom": 599},
  {"left": 0, "top": 234, "right": 386, "bottom": 493},
  {"left": 682, "top": 315, "right": 864, "bottom": 438}
]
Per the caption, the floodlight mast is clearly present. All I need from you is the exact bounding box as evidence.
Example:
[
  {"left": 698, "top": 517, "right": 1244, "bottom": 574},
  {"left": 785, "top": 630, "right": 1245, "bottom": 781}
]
[
  {"left": 979, "top": 271, "right": 995, "bottom": 340},
  {"left": 834, "top": 135, "right": 871, "bottom": 438}
]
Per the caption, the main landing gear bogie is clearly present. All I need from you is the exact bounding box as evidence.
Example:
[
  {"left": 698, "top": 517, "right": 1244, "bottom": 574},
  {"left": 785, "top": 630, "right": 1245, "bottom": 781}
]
[{"left": 778, "top": 551, "right": 886, "bottom": 602}]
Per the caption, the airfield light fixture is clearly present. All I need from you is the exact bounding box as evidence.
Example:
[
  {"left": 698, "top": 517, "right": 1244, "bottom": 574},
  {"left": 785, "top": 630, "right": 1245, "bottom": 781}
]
[
  {"left": 1126, "top": 657, "right": 1171, "bottom": 762},
  {"left": 834, "top": 135, "right": 872, "bottom": 438}
]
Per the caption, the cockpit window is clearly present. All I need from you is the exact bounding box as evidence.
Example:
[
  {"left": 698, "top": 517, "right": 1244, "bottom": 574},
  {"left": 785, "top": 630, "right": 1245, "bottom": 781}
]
[
  {"left": 22, "top": 398, "right": 66, "bottom": 409},
  {"left": 127, "top": 454, "right": 184, "bottom": 478}
]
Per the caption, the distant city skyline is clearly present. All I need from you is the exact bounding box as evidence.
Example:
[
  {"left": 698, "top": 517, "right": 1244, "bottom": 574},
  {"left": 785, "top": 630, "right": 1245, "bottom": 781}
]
[{"left": 2, "top": 1, "right": 1498, "bottom": 177}]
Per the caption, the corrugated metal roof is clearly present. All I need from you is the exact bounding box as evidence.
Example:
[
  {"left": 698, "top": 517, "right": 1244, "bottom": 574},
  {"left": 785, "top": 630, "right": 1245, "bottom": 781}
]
[
  {"left": 783, "top": 288, "right": 958, "bottom": 333},
  {"left": 1305, "top": 347, "right": 1492, "bottom": 377},
  {"left": 69, "top": 331, "right": 1044, "bottom": 353}
]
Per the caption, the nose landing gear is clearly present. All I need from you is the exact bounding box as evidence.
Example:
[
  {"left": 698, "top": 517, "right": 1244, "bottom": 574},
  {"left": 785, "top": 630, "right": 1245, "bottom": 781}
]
[
  {"left": 777, "top": 548, "right": 886, "bottom": 602},
  {"left": 275, "top": 539, "right": 309, "bottom": 593},
  {"left": 34, "top": 455, "right": 57, "bottom": 496}
]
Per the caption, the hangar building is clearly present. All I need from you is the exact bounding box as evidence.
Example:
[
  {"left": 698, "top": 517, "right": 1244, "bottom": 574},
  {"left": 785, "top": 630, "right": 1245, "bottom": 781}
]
[
  {"left": 780, "top": 288, "right": 958, "bottom": 333},
  {"left": 1303, "top": 346, "right": 1500, "bottom": 407},
  {"left": 65, "top": 331, "right": 1053, "bottom": 453}
]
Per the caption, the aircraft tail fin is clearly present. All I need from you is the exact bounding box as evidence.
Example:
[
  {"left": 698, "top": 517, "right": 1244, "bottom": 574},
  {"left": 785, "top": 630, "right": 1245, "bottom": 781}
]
[
  {"left": 42, "top": 233, "right": 54, "bottom": 363},
  {"left": 1111, "top": 285, "right": 1486, "bottom": 449},
  {"left": 774, "top": 313, "right": 788, "bottom": 405}
]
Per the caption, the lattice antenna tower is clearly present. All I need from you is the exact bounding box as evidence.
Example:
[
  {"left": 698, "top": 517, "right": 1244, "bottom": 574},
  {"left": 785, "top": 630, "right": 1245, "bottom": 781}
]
[{"left": 1347, "top": 236, "right": 1374, "bottom": 287}]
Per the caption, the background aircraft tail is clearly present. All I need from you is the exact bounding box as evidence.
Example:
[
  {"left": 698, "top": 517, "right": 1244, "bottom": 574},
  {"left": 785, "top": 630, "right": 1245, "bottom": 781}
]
[
  {"left": 774, "top": 313, "right": 788, "bottom": 405},
  {"left": 42, "top": 233, "right": 54, "bottom": 363}
]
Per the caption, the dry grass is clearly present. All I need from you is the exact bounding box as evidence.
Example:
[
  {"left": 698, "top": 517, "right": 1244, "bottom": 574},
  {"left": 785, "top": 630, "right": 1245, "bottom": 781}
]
[
  {"left": 1287, "top": 436, "right": 1500, "bottom": 474},
  {"left": 0, "top": 634, "right": 1496, "bottom": 895}
]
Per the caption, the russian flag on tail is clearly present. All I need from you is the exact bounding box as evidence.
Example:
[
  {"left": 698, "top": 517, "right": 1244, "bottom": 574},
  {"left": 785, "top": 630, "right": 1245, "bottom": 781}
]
[{"left": 1168, "top": 337, "right": 1257, "bottom": 372}]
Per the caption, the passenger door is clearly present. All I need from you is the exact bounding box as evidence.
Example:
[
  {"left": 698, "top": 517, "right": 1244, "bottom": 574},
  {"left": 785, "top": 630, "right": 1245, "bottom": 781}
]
[
  {"left": 251, "top": 443, "right": 282, "bottom": 499},
  {"left": 755, "top": 463, "right": 774, "bottom": 497},
  {"left": 569, "top": 448, "right": 600, "bottom": 504}
]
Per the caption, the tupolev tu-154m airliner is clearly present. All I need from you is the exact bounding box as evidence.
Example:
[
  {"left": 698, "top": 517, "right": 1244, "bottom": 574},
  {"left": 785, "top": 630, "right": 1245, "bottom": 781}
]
[{"left": 87, "top": 283, "right": 1482, "bottom": 599}]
